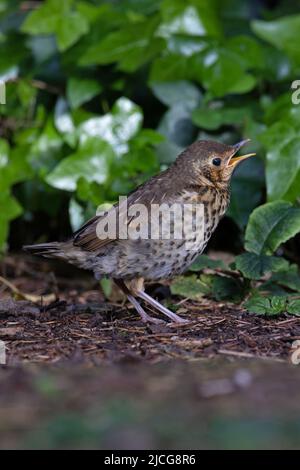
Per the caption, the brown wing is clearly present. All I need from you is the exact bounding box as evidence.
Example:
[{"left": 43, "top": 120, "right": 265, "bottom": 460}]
[
  {"left": 73, "top": 189, "right": 134, "bottom": 247},
  {"left": 73, "top": 214, "right": 111, "bottom": 251},
  {"left": 72, "top": 167, "right": 181, "bottom": 252},
  {"left": 73, "top": 198, "right": 136, "bottom": 251}
]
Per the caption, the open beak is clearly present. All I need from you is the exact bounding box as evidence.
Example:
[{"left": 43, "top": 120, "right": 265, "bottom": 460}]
[{"left": 228, "top": 139, "right": 256, "bottom": 167}]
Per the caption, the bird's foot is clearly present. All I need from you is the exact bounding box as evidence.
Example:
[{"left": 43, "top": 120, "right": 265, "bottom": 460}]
[
  {"left": 113, "top": 278, "right": 187, "bottom": 324},
  {"left": 137, "top": 290, "right": 189, "bottom": 324},
  {"left": 140, "top": 313, "right": 165, "bottom": 325},
  {"left": 127, "top": 294, "right": 164, "bottom": 325}
]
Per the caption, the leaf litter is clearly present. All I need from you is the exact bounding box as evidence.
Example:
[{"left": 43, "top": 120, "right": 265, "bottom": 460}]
[{"left": 1, "top": 255, "right": 300, "bottom": 365}]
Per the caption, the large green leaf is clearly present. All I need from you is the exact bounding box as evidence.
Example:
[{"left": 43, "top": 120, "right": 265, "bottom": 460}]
[
  {"left": 27, "top": 118, "right": 64, "bottom": 174},
  {"left": 67, "top": 78, "right": 102, "bottom": 109},
  {"left": 192, "top": 105, "right": 249, "bottom": 130},
  {"left": 235, "top": 252, "right": 290, "bottom": 280},
  {"left": 266, "top": 137, "right": 300, "bottom": 200},
  {"left": 259, "top": 94, "right": 300, "bottom": 202},
  {"left": 265, "top": 137, "right": 300, "bottom": 202},
  {"left": 252, "top": 15, "right": 300, "bottom": 65},
  {"left": 159, "top": 0, "right": 221, "bottom": 39},
  {"left": 79, "top": 97, "right": 143, "bottom": 156},
  {"left": 170, "top": 275, "right": 205, "bottom": 300},
  {"left": 151, "top": 81, "right": 201, "bottom": 109},
  {"left": 226, "top": 35, "right": 264, "bottom": 70},
  {"left": 193, "top": 47, "right": 256, "bottom": 97},
  {"left": 46, "top": 138, "right": 115, "bottom": 191},
  {"left": 270, "top": 265, "right": 300, "bottom": 292},
  {"left": 21, "top": 0, "right": 89, "bottom": 51},
  {"left": 80, "top": 17, "right": 163, "bottom": 72},
  {"left": 245, "top": 201, "right": 300, "bottom": 255},
  {"left": 189, "top": 255, "right": 226, "bottom": 272},
  {"left": 150, "top": 54, "right": 190, "bottom": 82},
  {"left": 212, "top": 275, "right": 245, "bottom": 302}
]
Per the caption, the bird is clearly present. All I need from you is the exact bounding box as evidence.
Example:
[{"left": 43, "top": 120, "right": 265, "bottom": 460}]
[{"left": 24, "top": 139, "right": 255, "bottom": 324}]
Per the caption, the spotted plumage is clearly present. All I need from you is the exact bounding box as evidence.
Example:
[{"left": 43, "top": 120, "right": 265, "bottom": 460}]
[{"left": 24, "top": 139, "right": 255, "bottom": 324}]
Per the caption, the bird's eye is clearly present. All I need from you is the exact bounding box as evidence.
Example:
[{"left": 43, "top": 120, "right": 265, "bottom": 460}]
[{"left": 212, "top": 157, "right": 222, "bottom": 167}]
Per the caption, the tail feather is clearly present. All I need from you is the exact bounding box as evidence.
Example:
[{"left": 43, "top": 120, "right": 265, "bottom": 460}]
[
  {"left": 23, "top": 242, "right": 63, "bottom": 258},
  {"left": 23, "top": 241, "right": 94, "bottom": 272}
]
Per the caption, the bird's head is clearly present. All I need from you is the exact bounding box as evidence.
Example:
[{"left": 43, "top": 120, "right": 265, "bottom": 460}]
[{"left": 178, "top": 139, "right": 255, "bottom": 187}]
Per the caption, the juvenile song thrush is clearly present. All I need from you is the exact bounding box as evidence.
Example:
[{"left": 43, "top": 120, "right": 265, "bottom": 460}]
[{"left": 24, "top": 139, "right": 255, "bottom": 324}]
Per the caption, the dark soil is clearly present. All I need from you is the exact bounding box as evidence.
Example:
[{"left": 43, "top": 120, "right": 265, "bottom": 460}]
[{"left": 1, "top": 254, "right": 300, "bottom": 449}]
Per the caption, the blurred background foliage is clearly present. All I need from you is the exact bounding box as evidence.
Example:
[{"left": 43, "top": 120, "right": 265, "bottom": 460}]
[{"left": 1, "top": 0, "right": 300, "bottom": 256}]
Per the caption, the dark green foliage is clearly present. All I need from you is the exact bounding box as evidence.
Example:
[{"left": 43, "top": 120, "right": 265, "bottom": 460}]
[
  {"left": 189, "top": 254, "right": 226, "bottom": 271},
  {"left": 1, "top": 0, "right": 300, "bottom": 311},
  {"left": 245, "top": 294, "right": 300, "bottom": 317}
]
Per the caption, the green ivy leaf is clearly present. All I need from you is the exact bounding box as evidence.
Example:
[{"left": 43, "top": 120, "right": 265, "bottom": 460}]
[
  {"left": 245, "top": 201, "right": 300, "bottom": 255},
  {"left": 67, "top": 78, "right": 102, "bottom": 109},
  {"left": 80, "top": 17, "right": 163, "bottom": 72},
  {"left": 150, "top": 54, "right": 190, "bottom": 82},
  {"left": 21, "top": 0, "right": 89, "bottom": 52},
  {"left": 46, "top": 138, "right": 115, "bottom": 191},
  {"left": 151, "top": 80, "right": 201, "bottom": 109},
  {"left": 132, "top": 129, "right": 165, "bottom": 147},
  {"left": 226, "top": 35, "right": 264, "bottom": 69},
  {"left": 252, "top": 15, "right": 300, "bottom": 65},
  {"left": 265, "top": 137, "right": 300, "bottom": 202},
  {"left": 192, "top": 105, "right": 247, "bottom": 130},
  {"left": 159, "top": 0, "right": 221, "bottom": 39},
  {"left": 79, "top": 97, "right": 143, "bottom": 156},
  {"left": 197, "top": 48, "right": 256, "bottom": 97},
  {"left": 27, "top": 117, "right": 64, "bottom": 174}
]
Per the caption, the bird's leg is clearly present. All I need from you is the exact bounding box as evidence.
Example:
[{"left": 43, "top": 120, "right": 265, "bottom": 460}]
[
  {"left": 136, "top": 290, "right": 188, "bottom": 324},
  {"left": 127, "top": 294, "right": 164, "bottom": 325},
  {"left": 113, "top": 279, "right": 164, "bottom": 325}
]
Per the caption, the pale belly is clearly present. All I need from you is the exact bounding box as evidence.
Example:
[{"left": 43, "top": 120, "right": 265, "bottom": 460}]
[
  {"left": 91, "top": 223, "right": 213, "bottom": 281},
  {"left": 85, "top": 194, "right": 226, "bottom": 281}
]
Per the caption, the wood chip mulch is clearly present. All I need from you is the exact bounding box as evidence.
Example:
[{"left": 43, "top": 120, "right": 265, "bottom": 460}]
[{"left": 1, "top": 255, "right": 300, "bottom": 365}]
